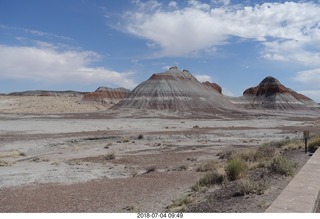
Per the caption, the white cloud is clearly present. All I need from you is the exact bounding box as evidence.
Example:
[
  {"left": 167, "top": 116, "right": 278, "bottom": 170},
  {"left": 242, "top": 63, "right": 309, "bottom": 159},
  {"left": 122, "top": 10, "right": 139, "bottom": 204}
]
[
  {"left": 194, "top": 74, "right": 212, "bottom": 82},
  {"left": 0, "top": 24, "right": 72, "bottom": 41},
  {"left": 168, "top": 1, "right": 178, "bottom": 9},
  {"left": 222, "top": 88, "right": 236, "bottom": 97},
  {"left": 294, "top": 68, "right": 320, "bottom": 102},
  {"left": 0, "top": 44, "right": 137, "bottom": 89},
  {"left": 211, "top": 0, "right": 230, "bottom": 6},
  {"left": 294, "top": 68, "right": 320, "bottom": 86},
  {"left": 123, "top": 1, "right": 320, "bottom": 65}
]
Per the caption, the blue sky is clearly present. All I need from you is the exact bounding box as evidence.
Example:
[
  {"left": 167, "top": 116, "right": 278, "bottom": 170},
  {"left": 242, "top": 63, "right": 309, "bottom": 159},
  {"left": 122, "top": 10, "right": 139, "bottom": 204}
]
[{"left": 1, "top": 0, "right": 320, "bottom": 102}]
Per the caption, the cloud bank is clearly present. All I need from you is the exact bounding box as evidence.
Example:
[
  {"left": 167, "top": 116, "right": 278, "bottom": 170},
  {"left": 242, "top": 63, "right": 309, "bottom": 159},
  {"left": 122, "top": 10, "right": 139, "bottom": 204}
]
[
  {"left": 123, "top": 1, "right": 320, "bottom": 64},
  {"left": 0, "top": 44, "right": 137, "bottom": 89}
]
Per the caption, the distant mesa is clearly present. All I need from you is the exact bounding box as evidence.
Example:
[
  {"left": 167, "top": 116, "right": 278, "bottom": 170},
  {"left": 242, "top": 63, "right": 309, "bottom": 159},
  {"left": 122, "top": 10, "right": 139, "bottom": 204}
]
[
  {"left": 112, "top": 67, "right": 236, "bottom": 112},
  {"left": 8, "top": 90, "right": 85, "bottom": 97},
  {"left": 233, "top": 76, "right": 318, "bottom": 110},
  {"left": 82, "top": 87, "right": 130, "bottom": 104}
]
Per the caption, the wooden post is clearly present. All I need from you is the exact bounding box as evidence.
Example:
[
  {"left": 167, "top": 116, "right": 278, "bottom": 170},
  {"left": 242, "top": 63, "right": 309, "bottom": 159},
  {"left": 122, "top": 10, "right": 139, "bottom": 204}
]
[
  {"left": 303, "top": 131, "right": 309, "bottom": 153},
  {"left": 305, "top": 138, "right": 308, "bottom": 153}
]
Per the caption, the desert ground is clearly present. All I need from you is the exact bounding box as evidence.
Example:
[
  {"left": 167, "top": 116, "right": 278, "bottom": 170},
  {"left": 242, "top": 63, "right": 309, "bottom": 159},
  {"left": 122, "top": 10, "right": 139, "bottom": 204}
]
[{"left": 0, "top": 95, "right": 319, "bottom": 212}]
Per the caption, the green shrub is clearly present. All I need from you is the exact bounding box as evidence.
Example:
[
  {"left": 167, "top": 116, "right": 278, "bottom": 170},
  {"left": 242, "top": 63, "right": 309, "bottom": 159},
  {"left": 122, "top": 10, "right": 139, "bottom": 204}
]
[
  {"left": 225, "top": 158, "right": 248, "bottom": 181},
  {"left": 269, "top": 156, "right": 296, "bottom": 176}
]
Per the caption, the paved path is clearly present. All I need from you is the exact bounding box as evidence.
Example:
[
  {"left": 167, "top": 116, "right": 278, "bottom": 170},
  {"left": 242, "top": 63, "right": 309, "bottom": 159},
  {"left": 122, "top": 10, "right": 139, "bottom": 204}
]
[{"left": 265, "top": 149, "right": 320, "bottom": 213}]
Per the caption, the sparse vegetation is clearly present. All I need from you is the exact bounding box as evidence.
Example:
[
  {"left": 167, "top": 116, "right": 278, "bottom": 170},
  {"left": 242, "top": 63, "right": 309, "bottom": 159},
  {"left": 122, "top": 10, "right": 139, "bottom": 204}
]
[
  {"left": 138, "top": 134, "right": 143, "bottom": 140},
  {"left": 0, "top": 160, "right": 11, "bottom": 167},
  {"left": 254, "top": 145, "right": 278, "bottom": 161}
]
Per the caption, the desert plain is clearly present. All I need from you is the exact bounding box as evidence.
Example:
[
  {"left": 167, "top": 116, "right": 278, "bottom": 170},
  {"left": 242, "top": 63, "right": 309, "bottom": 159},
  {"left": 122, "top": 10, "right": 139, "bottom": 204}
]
[{"left": 0, "top": 94, "right": 319, "bottom": 212}]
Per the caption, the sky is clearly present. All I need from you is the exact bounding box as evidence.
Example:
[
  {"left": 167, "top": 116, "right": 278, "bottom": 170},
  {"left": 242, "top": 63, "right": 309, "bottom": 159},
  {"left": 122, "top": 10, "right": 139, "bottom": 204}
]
[{"left": 0, "top": 0, "right": 320, "bottom": 102}]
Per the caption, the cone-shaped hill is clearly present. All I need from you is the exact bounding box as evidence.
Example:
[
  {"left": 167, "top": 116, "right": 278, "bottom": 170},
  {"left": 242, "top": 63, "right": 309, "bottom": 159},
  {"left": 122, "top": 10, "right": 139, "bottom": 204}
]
[
  {"left": 112, "top": 67, "right": 236, "bottom": 112},
  {"left": 232, "top": 76, "right": 318, "bottom": 110}
]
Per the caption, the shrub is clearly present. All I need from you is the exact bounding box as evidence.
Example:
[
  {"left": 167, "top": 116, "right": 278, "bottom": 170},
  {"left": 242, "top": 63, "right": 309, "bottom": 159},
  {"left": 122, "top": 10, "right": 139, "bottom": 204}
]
[
  {"left": 168, "top": 195, "right": 193, "bottom": 211},
  {"left": 176, "top": 165, "right": 188, "bottom": 171},
  {"left": 105, "top": 153, "right": 116, "bottom": 160},
  {"left": 235, "top": 149, "right": 256, "bottom": 162},
  {"left": 225, "top": 158, "right": 248, "bottom": 181},
  {"left": 240, "top": 180, "right": 267, "bottom": 195},
  {"left": 200, "top": 171, "right": 225, "bottom": 186},
  {"left": 308, "top": 144, "right": 319, "bottom": 153},
  {"left": 308, "top": 135, "right": 320, "bottom": 152},
  {"left": 137, "top": 134, "right": 143, "bottom": 140},
  {"left": 192, "top": 171, "right": 225, "bottom": 192},
  {"left": 269, "top": 156, "right": 296, "bottom": 176}
]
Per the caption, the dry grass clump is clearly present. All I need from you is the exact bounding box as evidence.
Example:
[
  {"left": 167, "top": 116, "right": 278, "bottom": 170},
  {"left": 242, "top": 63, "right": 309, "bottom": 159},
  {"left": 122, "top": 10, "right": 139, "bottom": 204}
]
[
  {"left": 192, "top": 170, "right": 226, "bottom": 192},
  {"left": 225, "top": 158, "right": 248, "bottom": 181},
  {"left": 167, "top": 194, "right": 194, "bottom": 212},
  {"left": 196, "top": 160, "right": 218, "bottom": 172},
  {"left": 0, "top": 150, "right": 27, "bottom": 158},
  {"left": 122, "top": 137, "right": 130, "bottom": 143},
  {"left": 240, "top": 179, "right": 267, "bottom": 195},
  {"left": 175, "top": 165, "right": 188, "bottom": 171},
  {"left": 0, "top": 160, "right": 11, "bottom": 167}
]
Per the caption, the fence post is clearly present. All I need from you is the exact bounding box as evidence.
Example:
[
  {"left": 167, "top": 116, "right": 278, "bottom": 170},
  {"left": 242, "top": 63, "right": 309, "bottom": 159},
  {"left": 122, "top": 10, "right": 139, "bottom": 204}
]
[{"left": 303, "top": 131, "right": 309, "bottom": 153}]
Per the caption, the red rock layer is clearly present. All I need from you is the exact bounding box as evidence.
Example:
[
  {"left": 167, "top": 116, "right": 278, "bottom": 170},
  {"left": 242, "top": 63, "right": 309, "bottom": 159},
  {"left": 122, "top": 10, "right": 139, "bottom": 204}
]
[
  {"left": 202, "top": 81, "right": 222, "bottom": 94},
  {"left": 82, "top": 87, "right": 130, "bottom": 102}
]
